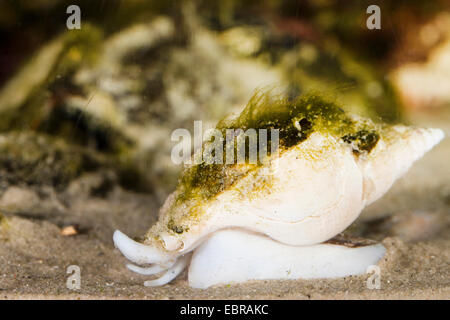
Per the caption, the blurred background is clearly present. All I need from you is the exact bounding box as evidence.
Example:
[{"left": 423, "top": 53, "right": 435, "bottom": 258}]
[
  {"left": 0, "top": 0, "right": 449, "bottom": 298},
  {"left": 0, "top": 0, "right": 449, "bottom": 199}
]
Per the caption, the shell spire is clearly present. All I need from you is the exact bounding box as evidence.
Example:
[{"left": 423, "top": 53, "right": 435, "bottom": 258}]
[{"left": 359, "top": 126, "right": 444, "bottom": 205}]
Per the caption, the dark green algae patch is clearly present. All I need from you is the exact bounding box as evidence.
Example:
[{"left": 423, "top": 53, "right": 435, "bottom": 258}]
[{"left": 170, "top": 91, "right": 382, "bottom": 221}]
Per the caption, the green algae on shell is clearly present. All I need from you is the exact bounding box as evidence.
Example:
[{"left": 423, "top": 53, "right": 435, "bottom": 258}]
[
  {"left": 177, "top": 91, "right": 382, "bottom": 201},
  {"left": 162, "top": 90, "right": 385, "bottom": 235},
  {"left": 342, "top": 129, "right": 380, "bottom": 155}
]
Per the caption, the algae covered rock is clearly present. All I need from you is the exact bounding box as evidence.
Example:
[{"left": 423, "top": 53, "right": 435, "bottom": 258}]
[
  {"left": 0, "top": 131, "right": 107, "bottom": 192},
  {"left": 0, "top": 13, "right": 283, "bottom": 196},
  {"left": 0, "top": 24, "right": 102, "bottom": 131}
]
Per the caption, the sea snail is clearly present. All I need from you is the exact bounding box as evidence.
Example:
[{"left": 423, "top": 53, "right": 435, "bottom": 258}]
[{"left": 113, "top": 92, "right": 444, "bottom": 288}]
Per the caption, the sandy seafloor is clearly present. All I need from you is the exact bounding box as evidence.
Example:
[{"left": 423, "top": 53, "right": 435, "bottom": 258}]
[{"left": 0, "top": 108, "right": 449, "bottom": 300}]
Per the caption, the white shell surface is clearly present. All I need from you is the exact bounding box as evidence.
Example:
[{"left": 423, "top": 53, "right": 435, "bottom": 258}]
[
  {"left": 151, "top": 127, "right": 444, "bottom": 253},
  {"left": 188, "top": 229, "right": 386, "bottom": 289},
  {"left": 227, "top": 133, "right": 361, "bottom": 224},
  {"left": 162, "top": 132, "right": 365, "bottom": 251}
]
